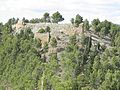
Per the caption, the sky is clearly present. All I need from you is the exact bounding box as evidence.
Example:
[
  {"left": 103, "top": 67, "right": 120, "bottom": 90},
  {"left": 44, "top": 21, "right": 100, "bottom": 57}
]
[{"left": 0, "top": 0, "right": 120, "bottom": 24}]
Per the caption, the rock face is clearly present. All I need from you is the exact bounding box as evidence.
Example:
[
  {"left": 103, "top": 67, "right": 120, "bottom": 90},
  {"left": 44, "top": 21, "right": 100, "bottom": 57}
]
[
  {"left": 34, "top": 32, "right": 50, "bottom": 47},
  {"left": 13, "top": 23, "right": 84, "bottom": 47},
  {"left": 85, "top": 30, "right": 111, "bottom": 47},
  {"left": 13, "top": 22, "right": 112, "bottom": 63},
  {"left": 12, "top": 20, "right": 25, "bottom": 30},
  {"left": 13, "top": 22, "right": 111, "bottom": 48}
]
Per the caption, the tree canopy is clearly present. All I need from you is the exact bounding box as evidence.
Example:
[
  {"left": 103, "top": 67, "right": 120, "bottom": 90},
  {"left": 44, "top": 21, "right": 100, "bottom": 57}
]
[
  {"left": 51, "top": 11, "right": 64, "bottom": 23},
  {"left": 0, "top": 15, "right": 120, "bottom": 90}
]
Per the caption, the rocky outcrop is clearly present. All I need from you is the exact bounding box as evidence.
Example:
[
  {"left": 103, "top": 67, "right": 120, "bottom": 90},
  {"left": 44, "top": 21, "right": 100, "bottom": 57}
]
[
  {"left": 13, "top": 23, "right": 84, "bottom": 47},
  {"left": 34, "top": 32, "right": 50, "bottom": 47},
  {"left": 12, "top": 20, "right": 25, "bottom": 30},
  {"left": 13, "top": 22, "right": 111, "bottom": 48}
]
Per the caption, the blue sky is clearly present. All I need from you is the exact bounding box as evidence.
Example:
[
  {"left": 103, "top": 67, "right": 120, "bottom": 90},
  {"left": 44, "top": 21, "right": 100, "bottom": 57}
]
[{"left": 0, "top": 0, "right": 120, "bottom": 24}]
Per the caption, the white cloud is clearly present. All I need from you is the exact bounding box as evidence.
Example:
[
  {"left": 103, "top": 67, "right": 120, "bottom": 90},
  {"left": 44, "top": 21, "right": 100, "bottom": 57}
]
[{"left": 0, "top": 0, "right": 120, "bottom": 24}]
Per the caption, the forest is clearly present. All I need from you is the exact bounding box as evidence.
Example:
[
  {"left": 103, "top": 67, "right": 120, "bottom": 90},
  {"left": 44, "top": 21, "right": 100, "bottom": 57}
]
[{"left": 0, "top": 12, "right": 120, "bottom": 90}]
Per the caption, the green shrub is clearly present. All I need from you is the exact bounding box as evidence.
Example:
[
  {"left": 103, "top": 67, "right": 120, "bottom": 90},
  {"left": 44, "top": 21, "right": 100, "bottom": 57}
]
[
  {"left": 38, "top": 28, "right": 45, "bottom": 33},
  {"left": 50, "top": 37, "right": 57, "bottom": 47},
  {"left": 45, "top": 26, "right": 50, "bottom": 33},
  {"left": 43, "top": 42, "right": 49, "bottom": 52}
]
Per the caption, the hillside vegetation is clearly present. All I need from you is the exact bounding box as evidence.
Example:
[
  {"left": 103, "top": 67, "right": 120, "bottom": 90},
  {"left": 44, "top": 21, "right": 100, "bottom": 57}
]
[{"left": 0, "top": 12, "right": 120, "bottom": 90}]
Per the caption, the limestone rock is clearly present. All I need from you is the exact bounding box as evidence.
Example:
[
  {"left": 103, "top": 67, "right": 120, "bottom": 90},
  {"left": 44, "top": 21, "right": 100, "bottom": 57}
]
[{"left": 34, "top": 32, "right": 49, "bottom": 47}]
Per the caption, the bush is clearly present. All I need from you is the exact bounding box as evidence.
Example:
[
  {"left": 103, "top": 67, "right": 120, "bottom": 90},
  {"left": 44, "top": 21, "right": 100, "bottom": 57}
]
[
  {"left": 71, "top": 18, "right": 74, "bottom": 25},
  {"left": 29, "top": 18, "right": 41, "bottom": 23},
  {"left": 45, "top": 26, "right": 50, "bottom": 33},
  {"left": 38, "top": 28, "right": 45, "bottom": 33},
  {"left": 50, "top": 37, "right": 57, "bottom": 47},
  {"left": 43, "top": 42, "right": 49, "bottom": 52}
]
